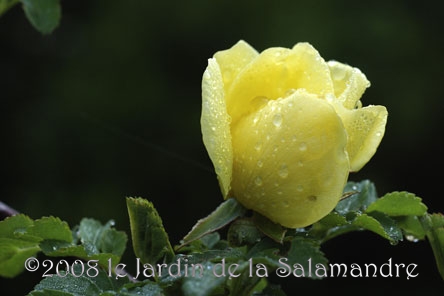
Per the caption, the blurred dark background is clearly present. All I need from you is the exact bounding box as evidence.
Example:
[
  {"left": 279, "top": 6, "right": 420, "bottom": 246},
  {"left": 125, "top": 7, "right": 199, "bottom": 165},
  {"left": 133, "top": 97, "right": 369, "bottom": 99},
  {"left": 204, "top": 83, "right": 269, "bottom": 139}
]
[{"left": 1, "top": 0, "right": 443, "bottom": 294}]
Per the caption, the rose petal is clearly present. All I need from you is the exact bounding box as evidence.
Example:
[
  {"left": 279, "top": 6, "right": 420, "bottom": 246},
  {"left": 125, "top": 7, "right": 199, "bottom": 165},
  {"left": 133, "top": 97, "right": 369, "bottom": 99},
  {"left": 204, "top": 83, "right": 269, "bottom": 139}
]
[
  {"left": 231, "top": 90, "right": 349, "bottom": 228},
  {"left": 214, "top": 40, "right": 258, "bottom": 95},
  {"left": 328, "top": 60, "right": 370, "bottom": 109},
  {"left": 336, "top": 104, "right": 388, "bottom": 171},
  {"left": 201, "top": 58, "right": 233, "bottom": 198},
  {"left": 226, "top": 43, "right": 334, "bottom": 125}
]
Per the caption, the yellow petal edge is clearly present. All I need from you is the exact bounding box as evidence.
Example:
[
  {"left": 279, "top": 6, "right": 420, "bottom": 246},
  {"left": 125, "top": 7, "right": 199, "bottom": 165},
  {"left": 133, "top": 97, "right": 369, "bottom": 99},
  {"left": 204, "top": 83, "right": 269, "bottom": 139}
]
[{"left": 201, "top": 58, "right": 233, "bottom": 198}]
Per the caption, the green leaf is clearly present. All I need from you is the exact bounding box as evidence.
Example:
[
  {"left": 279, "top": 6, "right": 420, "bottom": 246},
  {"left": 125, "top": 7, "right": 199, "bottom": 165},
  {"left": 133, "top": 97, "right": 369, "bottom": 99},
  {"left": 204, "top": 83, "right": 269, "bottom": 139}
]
[
  {"left": 0, "top": 214, "right": 35, "bottom": 239},
  {"left": 252, "top": 213, "right": 287, "bottom": 243},
  {"left": 39, "top": 218, "right": 127, "bottom": 268},
  {"left": 226, "top": 260, "right": 263, "bottom": 296},
  {"left": 395, "top": 215, "right": 426, "bottom": 241},
  {"left": 178, "top": 198, "right": 246, "bottom": 249},
  {"left": 282, "top": 237, "right": 328, "bottom": 279},
  {"left": 40, "top": 241, "right": 121, "bottom": 269},
  {"left": 308, "top": 212, "right": 350, "bottom": 242},
  {"left": 366, "top": 191, "right": 427, "bottom": 216},
  {"left": 336, "top": 180, "right": 377, "bottom": 215},
  {"left": 0, "top": 215, "right": 72, "bottom": 278},
  {"left": 181, "top": 261, "right": 225, "bottom": 296},
  {"left": 29, "top": 265, "right": 129, "bottom": 296},
  {"left": 76, "top": 219, "right": 127, "bottom": 258},
  {"left": 0, "top": 0, "right": 19, "bottom": 16},
  {"left": 126, "top": 197, "right": 174, "bottom": 265},
  {"left": 353, "top": 212, "right": 403, "bottom": 244},
  {"left": 421, "top": 213, "right": 444, "bottom": 280},
  {"left": 31, "top": 216, "right": 73, "bottom": 242},
  {"left": 0, "top": 238, "right": 40, "bottom": 278},
  {"left": 21, "top": 0, "right": 61, "bottom": 34},
  {"left": 117, "top": 281, "right": 164, "bottom": 296}
]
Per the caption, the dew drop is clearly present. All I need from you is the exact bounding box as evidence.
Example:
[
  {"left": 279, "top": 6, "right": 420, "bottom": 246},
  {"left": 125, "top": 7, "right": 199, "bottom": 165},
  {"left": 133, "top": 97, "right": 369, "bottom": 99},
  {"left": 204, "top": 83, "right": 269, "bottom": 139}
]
[
  {"left": 405, "top": 235, "right": 419, "bottom": 243},
  {"left": 272, "top": 113, "right": 283, "bottom": 127},
  {"left": 257, "top": 159, "right": 263, "bottom": 168},
  {"left": 292, "top": 135, "right": 298, "bottom": 142},
  {"left": 254, "top": 176, "right": 263, "bottom": 186},
  {"left": 282, "top": 200, "right": 290, "bottom": 208},
  {"left": 331, "top": 65, "right": 347, "bottom": 81},
  {"left": 299, "top": 142, "right": 307, "bottom": 151},
  {"left": 325, "top": 93, "right": 335, "bottom": 102},
  {"left": 376, "top": 131, "right": 382, "bottom": 137},
  {"left": 254, "top": 142, "right": 262, "bottom": 151},
  {"left": 307, "top": 195, "right": 317, "bottom": 202},
  {"left": 277, "top": 190, "right": 283, "bottom": 195},
  {"left": 297, "top": 184, "right": 304, "bottom": 192},
  {"left": 278, "top": 164, "right": 289, "bottom": 178},
  {"left": 297, "top": 160, "right": 304, "bottom": 167}
]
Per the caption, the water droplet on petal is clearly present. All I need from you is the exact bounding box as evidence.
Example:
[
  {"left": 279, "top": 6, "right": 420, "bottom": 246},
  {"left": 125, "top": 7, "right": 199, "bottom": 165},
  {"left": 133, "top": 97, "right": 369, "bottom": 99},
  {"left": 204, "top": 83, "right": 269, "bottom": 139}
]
[
  {"left": 307, "top": 195, "right": 317, "bottom": 202},
  {"left": 298, "top": 160, "right": 304, "bottom": 167},
  {"left": 297, "top": 185, "right": 304, "bottom": 192},
  {"left": 272, "top": 113, "right": 283, "bottom": 127},
  {"left": 254, "top": 142, "right": 262, "bottom": 151},
  {"left": 278, "top": 164, "right": 289, "bottom": 178},
  {"left": 282, "top": 200, "right": 289, "bottom": 208},
  {"left": 325, "top": 93, "right": 335, "bottom": 102},
  {"left": 299, "top": 142, "right": 307, "bottom": 151},
  {"left": 254, "top": 176, "right": 263, "bottom": 186},
  {"left": 257, "top": 159, "right": 263, "bottom": 168}
]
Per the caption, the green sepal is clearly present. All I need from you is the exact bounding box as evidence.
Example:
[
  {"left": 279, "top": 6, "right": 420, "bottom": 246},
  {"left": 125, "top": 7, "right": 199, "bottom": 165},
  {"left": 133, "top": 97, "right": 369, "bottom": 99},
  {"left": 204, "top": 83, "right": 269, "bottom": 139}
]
[
  {"left": 252, "top": 212, "right": 287, "bottom": 243},
  {"left": 228, "top": 218, "right": 263, "bottom": 247}
]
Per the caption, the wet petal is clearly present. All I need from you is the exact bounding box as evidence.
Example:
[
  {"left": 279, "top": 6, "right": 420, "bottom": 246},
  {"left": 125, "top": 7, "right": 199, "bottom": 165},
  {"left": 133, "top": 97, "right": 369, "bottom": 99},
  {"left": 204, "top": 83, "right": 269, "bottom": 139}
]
[
  {"left": 328, "top": 60, "right": 370, "bottom": 109},
  {"left": 226, "top": 43, "right": 334, "bottom": 125},
  {"left": 336, "top": 104, "right": 388, "bottom": 171},
  {"left": 214, "top": 40, "right": 259, "bottom": 95},
  {"left": 201, "top": 58, "right": 233, "bottom": 198},
  {"left": 231, "top": 90, "right": 349, "bottom": 228}
]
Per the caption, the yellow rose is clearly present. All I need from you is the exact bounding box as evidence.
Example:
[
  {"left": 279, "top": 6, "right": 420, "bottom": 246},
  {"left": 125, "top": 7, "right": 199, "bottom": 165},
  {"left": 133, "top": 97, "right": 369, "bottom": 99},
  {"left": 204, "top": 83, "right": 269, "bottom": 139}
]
[{"left": 201, "top": 40, "right": 387, "bottom": 228}]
